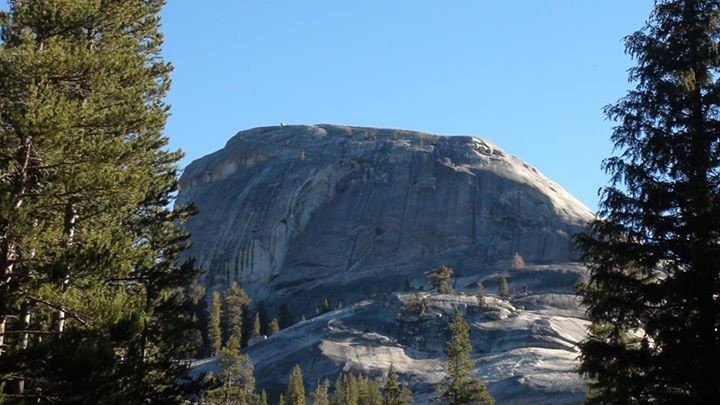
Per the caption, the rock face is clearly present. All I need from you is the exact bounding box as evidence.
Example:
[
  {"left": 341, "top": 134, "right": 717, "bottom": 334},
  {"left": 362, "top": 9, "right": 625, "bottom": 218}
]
[
  {"left": 180, "top": 124, "right": 594, "bottom": 404},
  {"left": 178, "top": 125, "right": 592, "bottom": 313},
  {"left": 192, "top": 273, "right": 589, "bottom": 404}
]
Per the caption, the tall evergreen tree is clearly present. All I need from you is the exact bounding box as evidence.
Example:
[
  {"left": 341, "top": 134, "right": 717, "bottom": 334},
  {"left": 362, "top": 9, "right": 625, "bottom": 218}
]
[
  {"left": 496, "top": 276, "right": 508, "bottom": 298},
  {"left": 257, "top": 389, "right": 268, "bottom": 405},
  {"left": 224, "top": 281, "right": 250, "bottom": 348},
  {"left": 425, "top": 265, "right": 454, "bottom": 294},
  {"left": 252, "top": 312, "right": 262, "bottom": 338},
  {"left": 311, "top": 379, "right": 330, "bottom": 405},
  {"left": 256, "top": 300, "right": 269, "bottom": 336},
  {"left": 285, "top": 364, "right": 306, "bottom": 405},
  {"left": 435, "top": 311, "right": 493, "bottom": 405},
  {"left": 202, "top": 347, "right": 257, "bottom": 405},
  {"left": 383, "top": 365, "right": 412, "bottom": 405},
  {"left": 0, "top": 0, "right": 200, "bottom": 402},
  {"left": 267, "top": 318, "right": 279, "bottom": 336},
  {"left": 359, "top": 378, "right": 383, "bottom": 405},
  {"left": 209, "top": 291, "right": 223, "bottom": 356},
  {"left": 576, "top": 0, "right": 720, "bottom": 402}
]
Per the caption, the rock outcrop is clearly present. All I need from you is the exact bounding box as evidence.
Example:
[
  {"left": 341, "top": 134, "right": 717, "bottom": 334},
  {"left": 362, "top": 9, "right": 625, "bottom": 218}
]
[
  {"left": 179, "top": 124, "right": 594, "bottom": 403},
  {"left": 192, "top": 268, "right": 588, "bottom": 404},
  {"left": 178, "top": 125, "right": 592, "bottom": 314}
]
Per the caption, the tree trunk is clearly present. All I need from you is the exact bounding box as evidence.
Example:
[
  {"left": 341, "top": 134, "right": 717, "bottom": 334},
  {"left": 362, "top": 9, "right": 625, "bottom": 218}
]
[
  {"left": 0, "top": 134, "right": 34, "bottom": 355},
  {"left": 57, "top": 202, "right": 77, "bottom": 334}
]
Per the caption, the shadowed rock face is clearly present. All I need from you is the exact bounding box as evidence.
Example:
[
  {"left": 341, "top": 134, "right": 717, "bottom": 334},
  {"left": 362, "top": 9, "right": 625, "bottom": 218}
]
[
  {"left": 180, "top": 125, "right": 594, "bottom": 404},
  {"left": 177, "top": 124, "right": 593, "bottom": 316}
]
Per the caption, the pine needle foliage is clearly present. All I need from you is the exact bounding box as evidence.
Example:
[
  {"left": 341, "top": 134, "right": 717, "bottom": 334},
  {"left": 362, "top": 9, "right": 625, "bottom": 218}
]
[
  {"left": 0, "top": 0, "right": 200, "bottom": 402},
  {"left": 576, "top": 0, "right": 720, "bottom": 403},
  {"left": 425, "top": 265, "right": 454, "bottom": 294},
  {"left": 434, "top": 311, "right": 493, "bottom": 405},
  {"left": 286, "top": 364, "right": 306, "bottom": 405}
]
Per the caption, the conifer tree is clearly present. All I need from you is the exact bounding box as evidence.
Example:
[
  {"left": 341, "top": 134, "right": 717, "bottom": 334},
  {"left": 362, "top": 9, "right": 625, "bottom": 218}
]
[
  {"left": 425, "top": 265, "right": 454, "bottom": 294},
  {"left": 399, "top": 387, "right": 413, "bottom": 405},
  {"left": 252, "top": 313, "right": 262, "bottom": 338},
  {"left": 278, "top": 393, "right": 286, "bottom": 405},
  {"left": 496, "top": 276, "right": 508, "bottom": 298},
  {"left": 224, "top": 281, "right": 251, "bottom": 347},
  {"left": 475, "top": 282, "right": 485, "bottom": 308},
  {"left": 0, "top": 0, "right": 200, "bottom": 401},
  {"left": 331, "top": 373, "right": 360, "bottom": 405},
  {"left": 576, "top": 0, "right": 720, "bottom": 402},
  {"left": 435, "top": 311, "right": 493, "bottom": 405},
  {"left": 383, "top": 365, "right": 413, "bottom": 405},
  {"left": 256, "top": 301, "right": 269, "bottom": 336},
  {"left": 318, "top": 297, "right": 332, "bottom": 314},
  {"left": 209, "top": 291, "right": 223, "bottom": 356},
  {"left": 268, "top": 318, "right": 279, "bottom": 336},
  {"left": 331, "top": 374, "right": 347, "bottom": 405},
  {"left": 203, "top": 348, "right": 257, "bottom": 405},
  {"left": 258, "top": 390, "right": 268, "bottom": 405},
  {"left": 359, "top": 378, "right": 383, "bottom": 405},
  {"left": 186, "top": 281, "right": 209, "bottom": 357},
  {"left": 286, "top": 364, "right": 306, "bottom": 405},
  {"left": 311, "top": 379, "right": 330, "bottom": 405}
]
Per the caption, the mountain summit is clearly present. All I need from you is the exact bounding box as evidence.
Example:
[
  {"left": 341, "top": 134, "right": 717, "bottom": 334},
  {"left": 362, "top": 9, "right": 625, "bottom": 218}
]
[{"left": 178, "top": 125, "right": 593, "bottom": 403}]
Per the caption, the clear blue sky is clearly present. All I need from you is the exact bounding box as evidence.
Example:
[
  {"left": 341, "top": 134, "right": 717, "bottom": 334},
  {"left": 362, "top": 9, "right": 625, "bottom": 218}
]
[{"left": 2, "top": 1, "right": 654, "bottom": 211}]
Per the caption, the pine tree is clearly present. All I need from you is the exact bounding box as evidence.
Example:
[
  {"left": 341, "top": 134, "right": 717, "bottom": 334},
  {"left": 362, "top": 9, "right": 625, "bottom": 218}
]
[
  {"left": 256, "top": 300, "right": 269, "bottom": 336},
  {"left": 224, "top": 281, "right": 251, "bottom": 348},
  {"left": 209, "top": 291, "right": 223, "bottom": 356},
  {"left": 257, "top": 389, "right": 268, "bottom": 405},
  {"left": 320, "top": 298, "right": 333, "bottom": 313},
  {"left": 311, "top": 379, "right": 330, "bottom": 405},
  {"left": 0, "top": 0, "right": 200, "bottom": 401},
  {"left": 252, "top": 312, "right": 262, "bottom": 338},
  {"left": 399, "top": 387, "right": 413, "bottom": 405},
  {"left": 278, "top": 393, "right": 286, "bottom": 405},
  {"left": 186, "top": 281, "right": 209, "bottom": 357},
  {"left": 268, "top": 318, "right": 279, "bottom": 336},
  {"left": 383, "top": 364, "right": 407, "bottom": 405},
  {"left": 331, "top": 374, "right": 358, "bottom": 405},
  {"left": 475, "top": 282, "right": 485, "bottom": 308},
  {"left": 576, "top": 0, "right": 720, "bottom": 402},
  {"left": 435, "top": 311, "right": 493, "bottom": 405},
  {"left": 425, "top": 265, "right": 454, "bottom": 294},
  {"left": 359, "top": 378, "right": 383, "bottom": 405},
  {"left": 331, "top": 375, "right": 346, "bottom": 405},
  {"left": 286, "top": 364, "right": 306, "bottom": 405},
  {"left": 496, "top": 276, "right": 508, "bottom": 298},
  {"left": 203, "top": 347, "right": 257, "bottom": 405}
]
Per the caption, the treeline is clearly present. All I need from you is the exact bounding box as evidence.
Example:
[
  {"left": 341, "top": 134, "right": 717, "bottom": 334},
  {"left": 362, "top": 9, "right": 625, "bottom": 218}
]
[
  {"left": 183, "top": 281, "right": 297, "bottom": 358},
  {"left": 202, "top": 309, "right": 494, "bottom": 405},
  {"left": 203, "top": 359, "right": 413, "bottom": 405}
]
